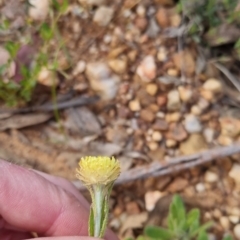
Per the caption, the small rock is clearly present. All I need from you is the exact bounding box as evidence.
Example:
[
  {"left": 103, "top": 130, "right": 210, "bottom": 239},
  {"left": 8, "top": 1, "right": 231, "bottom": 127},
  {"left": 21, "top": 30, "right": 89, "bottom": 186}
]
[
  {"left": 229, "top": 164, "right": 240, "bottom": 183},
  {"left": 136, "top": 55, "right": 157, "bottom": 82},
  {"left": 152, "top": 119, "right": 169, "bottom": 131},
  {"left": 167, "top": 68, "right": 178, "bottom": 77},
  {"left": 86, "top": 62, "right": 120, "bottom": 100},
  {"left": 140, "top": 108, "right": 155, "bottom": 122},
  {"left": 126, "top": 201, "right": 141, "bottom": 214},
  {"left": 184, "top": 114, "right": 202, "bottom": 133},
  {"left": 203, "top": 128, "right": 215, "bottom": 143},
  {"left": 157, "top": 95, "right": 167, "bottom": 107},
  {"left": 191, "top": 105, "right": 202, "bottom": 116},
  {"left": 136, "top": 5, "right": 146, "bottom": 17},
  {"left": 172, "top": 50, "right": 195, "bottom": 77},
  {"left": 166, "top": 139, "right": 177, "bottom": 148},
  {"left": 156, "top": 7, "right": 170, "bottom": 28},
  {"left": 219, "top": 117, "right": 240, "bottom": 138},
  {"left": 154, "top": 0, "right": 174, "bottom": 6},
  {"left": 195, "top": 182, "right": 205, "bottom": 192},
  {"left": 167, "top": 177, "right": 188, "bottom": 192},
  {"left": 167, "top": 123, "right": 188, "bottom": 141},
  {"left": 165, "top": 112, "right": 181, "bottom": 123},
  {"left": 146, "top": 83, "right": 158, "bottom": 96},
  {"left": 145, "top": 18, "right": 160, "bottom": 38},
  {"left": 167, "top": 90, "right": 181, "bottom": 111},
  {"left": 73, "top": 60, "right": 86, "bottom": 75},
  {"left": 203, "top": 78, "right": 223, "bottom": 93},
  {"left": 152, "top": 131, "right": 163, "bottom": 142},
  {"left": 220, "top": 217, "right": 230, "bottom": 230},
  {"left": 180, "top": 134, "right": 208, "bottom": 155},
  {"left": 129, "top": 99, "right": 141, "bottom": 112},
  {"left": 28, "top": 0, "right": 49, "bottom": 21},
  {"left": 234, "top": 224, "right": 240, "bottom": 239},
  {"left": 148, "top": 147, "right": 165, "bottom": 161},
  {"left": 218, "top": 135, "right": 233, "bottom": 146},
  {"left": 108, "top": 58, "right": 127, "bottom": 74},
  {"left": 178, "top": 86, "right": 193, "bottom": 103},
  {"left": 157, "top": 47, "right": 168, "bottom": 62},
  {"left": 109, "top": 218, "right": 121, "bottom": 230},
  {"left": 145, "top": 191, "right": 164, "bottom": 211},
  {"left": 148, "top": 141, "right": 159, "bottom": 151},
  {"left": 93, "top": 6, "right": 114, "bottom": 27},
  {"left": 135, "top": 17, "right": 148, "bottom": 31},
  {"left": 37, "top": 67, "right": 59, "bottom": 87},
  {"left": 229, "top": 216, "right": 239, "bottom": 224},
  {"left": 204, "top": 171, "right": 218, "bottom": 183},
  {"left": 198, "top": 97, "right": 210, "bottom": 110}
]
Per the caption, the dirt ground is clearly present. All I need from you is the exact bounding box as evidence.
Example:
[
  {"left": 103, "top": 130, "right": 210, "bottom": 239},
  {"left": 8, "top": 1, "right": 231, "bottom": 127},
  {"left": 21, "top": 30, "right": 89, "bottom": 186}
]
[{"left": 1, "top": 0, "right": 240, "bottom": 239}]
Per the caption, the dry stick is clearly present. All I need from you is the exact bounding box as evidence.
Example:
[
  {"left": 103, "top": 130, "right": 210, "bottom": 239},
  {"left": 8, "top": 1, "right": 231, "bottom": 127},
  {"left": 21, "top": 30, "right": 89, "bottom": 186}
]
[{"left": 73, "top": 144, "right": 240, "bottom": 191}]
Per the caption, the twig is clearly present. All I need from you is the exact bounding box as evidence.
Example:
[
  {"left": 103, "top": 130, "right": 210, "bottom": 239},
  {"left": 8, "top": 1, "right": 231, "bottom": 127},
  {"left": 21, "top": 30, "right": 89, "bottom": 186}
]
[
  {"left": 0, "top": 96, "right": 99, "bottom": 114},
  {"left": 72, "top": 144, "right": 240, "bottom": 190}
]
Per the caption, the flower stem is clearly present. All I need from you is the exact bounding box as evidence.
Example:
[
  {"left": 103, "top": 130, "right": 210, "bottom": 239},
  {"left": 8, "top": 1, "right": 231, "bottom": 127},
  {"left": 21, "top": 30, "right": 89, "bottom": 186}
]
[{"left": 93, "top": 186, "right": 104, "bottom": 237}]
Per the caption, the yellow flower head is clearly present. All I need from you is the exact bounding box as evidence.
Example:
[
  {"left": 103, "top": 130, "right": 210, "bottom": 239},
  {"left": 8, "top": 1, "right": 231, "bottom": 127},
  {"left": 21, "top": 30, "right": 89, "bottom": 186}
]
[{"left": 76, "top": 156, "right": 120, "bottom": 186}]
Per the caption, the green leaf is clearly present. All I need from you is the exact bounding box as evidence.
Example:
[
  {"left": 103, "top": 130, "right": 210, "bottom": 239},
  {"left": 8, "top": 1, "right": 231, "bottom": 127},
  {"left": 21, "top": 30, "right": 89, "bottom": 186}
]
[
  {"left": 52, "top": 0, "right": 61, "bottom": 11},
  {"left": 222, "top": 235, "right": 233, "bottom": 240},
  {"left": 197, "top": 230, "right": 208, "bottom": 240},
  {"left": 5, "top": 41, "right": 20, "bottom": 59},
  {"left": 60, "top": 0, "right": 69, "bottom": 13},
  {"left": 191, "top": 221, "right": 213, "bottom": 237},
  {"left": 88, "top": 205, "right": 94, "bottom": 237},
  {"left": 40, "top": 23, "right": 53, "bottom": 41},
  {"left": 144, "top": 226, "right": 174, "bottom": 240},
  {"left": 99, "top": 196, "right": 109, "bottom": 238},
  {"left": 136, "top": 236, "right": 146, "bottom": 240},
  {"left": 168, "top": 195, "right": 186, "bottom": 230},
  {"left": 186, "top": 208, "right": 200, "bottom": 235}
]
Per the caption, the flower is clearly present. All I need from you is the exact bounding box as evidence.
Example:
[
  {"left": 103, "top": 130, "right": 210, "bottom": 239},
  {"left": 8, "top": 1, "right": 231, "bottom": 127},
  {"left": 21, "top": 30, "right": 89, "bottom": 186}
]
[{"left": 76, "top": 156, "right": 120, "bottom": 186}]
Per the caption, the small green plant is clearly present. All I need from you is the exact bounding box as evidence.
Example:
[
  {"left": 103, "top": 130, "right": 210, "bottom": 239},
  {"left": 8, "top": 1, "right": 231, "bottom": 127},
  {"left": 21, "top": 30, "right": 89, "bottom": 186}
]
[
  {"left": 0, "top": 0, "right": 69, "bottom": 106},
  {"left": 127, "top": 195, "right": 233, "bottom": 240}
]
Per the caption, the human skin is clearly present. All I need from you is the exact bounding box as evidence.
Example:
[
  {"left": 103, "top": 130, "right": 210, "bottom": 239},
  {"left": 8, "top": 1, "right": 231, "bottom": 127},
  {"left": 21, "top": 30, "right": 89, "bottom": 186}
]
[{"left": 0, "top": 159, "right": 118, "bottom": 240}]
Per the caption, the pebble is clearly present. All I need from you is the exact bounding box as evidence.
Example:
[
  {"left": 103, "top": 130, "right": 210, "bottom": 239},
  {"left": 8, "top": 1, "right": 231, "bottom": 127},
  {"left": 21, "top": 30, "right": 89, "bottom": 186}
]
[
  {"left": 140, "top": 108, "right": 155, "bottom": 122},
  {"left": 146, "top": 83, "right": 158, "bottom": 96},
  {"left": 145, "top": 191, "right": 164, "bottom": 211},
  {"left": 229, "top": 215, "right": 239, "bottom": 224},
  {"left": 167, "top": 90, "right": 181, "bottom": 111},
  {"left": 184, "top": 114, "right": 202, "bottom": 133},
  {"left": 108, "top": 58, "right": 127, "bottom": 74},
  {"left": 129, "top": 99, "right": 141, "bottom": 112},
  {"left": 93, "top": 6, "right": 114, "bottom": 26},
  {"left": 166, "top": 112, "right": 181, "bottom": 123},
  {"left": 219, "top": 117, "right": 240, "bottom": 138},
  {"left": 152, "top": 119, "right": 169, "bottom": 131},
  {"left": 203, "top": 78, "right": 223, "bottom": 93},
  {"left": 157, "top": 95, "right": 167, "bottom": 107},
  {"left": 37, "top": 67, "right": 59, "bottom": 87},
  {"left": 195, "top": 182, "right": 205, "bottom": 192},
  {"left": 152, "top": 131, "right": 163, "bottom": 142},
  {"left": 136, "top": 55, "right": 157, "bottom": 82},
  {"left": 28, "top": 0, "right": 49, "bottom": 21},
  {"left": 217, "top": 135, "right": 233, "bottom": 146},
  {"left": 86, "top": 62, "right": 120, "bottom": 100},
  {"left": 167, "top": 177, "right": 188, "bottom": 192},
  {"left": 198, "top": 97, "right": 210, "bottom": 110},
  {"left": 229, "top": 164, "right": 240, "bottom": 183},
  {"left": 191, "top": 105, "right": 202, "bottom": 115},
  {"left": 180, "top": 134, "right": 208, "bottom": 155},
  {"left": 145, "top": 18, "right": 160, "bottom": 38},
  {"left": 167, "top": 123, "right": 188, "bottom": 141},
  {"left": 203, "top": 128, "right": 215, "bottom": 143},
  {"left": 156, "top": 7, "right": 170, "bottom": 28},
  {"left": 204, "top": 171, "right": 218, "bottom": 183},
  {"left": 178, "top": 86, "right": 193, "bottom": 103},
  {"left": 234, "top": 224, "right": 240, "bottom": 239},
  {"left": 72, "top": 60, "right": 86, "bottom": 75},
  {"left": 148, "top": 141, "right": 159, "bottom": 151},
  {"left": 157, "top": 47, "right": 168, "bottom": 62},
  {"left": 136, "top": 4, "right": 146, "bottom": 17},
  {"left": 166, "top": 139, "right": 177, "bottom": 148},
  {"left": 167, "top": 68, "right": 178, "bottom": 77},
  {"left": 109, "top": 218, "right": 121, "bottom": 230},
  {"left": 135, "top": 17, "right": 148, "bottom": 31}
]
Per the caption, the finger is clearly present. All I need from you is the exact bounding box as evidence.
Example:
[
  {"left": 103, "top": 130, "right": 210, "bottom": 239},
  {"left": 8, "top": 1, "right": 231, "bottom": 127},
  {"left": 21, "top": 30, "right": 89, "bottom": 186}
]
[
  {"left": 0, "top": 159, "right": 89, "bottom": 236},
  {"left": 0, "top": 229, "right": 32, "bottom": 240},
  {"left": 32, "top": 170, "right": 89, "bottom": 209},
  {"left": 32, "top": 171, "right": 118, "bottom": 240}
]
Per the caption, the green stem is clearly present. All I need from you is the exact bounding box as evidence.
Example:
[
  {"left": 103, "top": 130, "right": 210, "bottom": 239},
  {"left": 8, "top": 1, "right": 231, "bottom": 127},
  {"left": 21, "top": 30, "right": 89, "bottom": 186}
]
[{"left": 93, "top": 186, "right": 104, "bottom": 237}]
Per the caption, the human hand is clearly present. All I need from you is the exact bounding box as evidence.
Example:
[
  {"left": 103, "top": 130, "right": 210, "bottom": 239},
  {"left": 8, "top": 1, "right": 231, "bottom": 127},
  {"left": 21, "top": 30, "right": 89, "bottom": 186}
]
[{"left": 0, "top": 159, "right": 118, "bottom": 240}]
